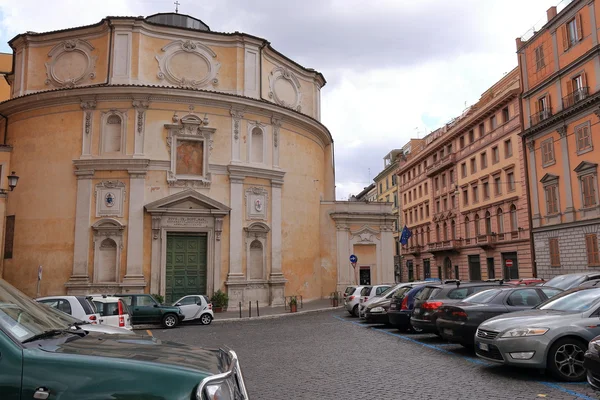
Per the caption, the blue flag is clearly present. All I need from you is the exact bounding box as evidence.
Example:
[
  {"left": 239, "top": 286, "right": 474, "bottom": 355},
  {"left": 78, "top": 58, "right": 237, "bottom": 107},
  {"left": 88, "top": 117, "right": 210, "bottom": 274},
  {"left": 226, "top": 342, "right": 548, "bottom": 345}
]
[{"left": 399, "top": 225, "right": 412, "bottom": 245}]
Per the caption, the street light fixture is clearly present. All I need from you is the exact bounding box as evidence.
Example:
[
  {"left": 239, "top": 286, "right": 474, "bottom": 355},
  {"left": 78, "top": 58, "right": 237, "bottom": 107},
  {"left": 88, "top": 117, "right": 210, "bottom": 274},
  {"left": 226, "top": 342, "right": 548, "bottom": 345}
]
[{"left": 7, "top": 171, "right": 19, "bottom": 191}]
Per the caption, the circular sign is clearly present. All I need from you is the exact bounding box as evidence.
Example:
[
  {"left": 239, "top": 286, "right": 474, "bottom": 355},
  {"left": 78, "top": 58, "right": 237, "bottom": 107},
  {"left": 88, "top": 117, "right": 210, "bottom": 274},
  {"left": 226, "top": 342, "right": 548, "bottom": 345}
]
[
  {"left": 349, "top": 254, "right": 358, "bottom": 263},
  {"left": 505, "top": 259, "right": 513, "bottom": 268}
]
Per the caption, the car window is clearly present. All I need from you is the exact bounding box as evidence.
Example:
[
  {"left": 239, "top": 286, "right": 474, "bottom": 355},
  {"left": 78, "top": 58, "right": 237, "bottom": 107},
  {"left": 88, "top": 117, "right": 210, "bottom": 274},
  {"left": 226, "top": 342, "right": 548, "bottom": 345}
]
[
  {"left": 136, "top": 295, "right": 158, "bottom": 307},
  {"left": 447, "top": 288, "right": 470, "bottom": 300},
  {"left": 119, "top": 299, "right": 131, "bottom": 315},
  {"left": 105, "top": 302, "right": 119, "bottom": 316},
  {"left": 376, "top": 286, "right": 388, "bottom": 295},
  {"left": 463, "top": 289, "right": 500, "bottom": 304},
  {"left": 344, "top": 287, "right": 355, "bottom": 295},
  {"left": 179, "top": 296, "right": 197, "bottom": 306},
  {"left": 538, "top": 288, "right": 600, "bottom": 312},
  {"left": 39, "top": 299, "right": 72, "bottom": 315},
  {"left": 543, "top": 275, "right": 586, "bottom": 290},
  {"left": 92, "top": 301, "right": 105, "bottom": 316},
  {"left": 540, "top": 288, "right": 562, "bottom": 299},
  {"left": 76, "top": 297, "right": 95, "bottom": 314},
  {"left": 118, "top": 296, "right": 132, "bottom": 307},
  {"left": 416, "top": 287, "right": 439, "bottom": 301},
  {"left": 390, "top": 287, "right": 411, "bottom": 299},
  {"left": 360, "top": 287, "right": 372, "bottom": 296},
  {"left": 202, "top": 295, "right": 210, "bottom": 304},
  {"left": 507, "top": 289, "right": 543, "bottom": 307}
]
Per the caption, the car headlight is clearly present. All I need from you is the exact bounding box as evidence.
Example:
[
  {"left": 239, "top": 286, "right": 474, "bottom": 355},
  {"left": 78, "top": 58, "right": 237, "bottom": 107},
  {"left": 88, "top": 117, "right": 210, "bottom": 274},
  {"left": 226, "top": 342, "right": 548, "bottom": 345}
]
[
  {"left": 203, "top": 380, "right": 235, "bottom": 400},
  {"left": 371, "top": 306, "right": 384, "bottom": 313},
  {"left": 500, "top": 328, "right": 549, "bottom": 338},
  {"left": 589, "top": 340, "right": 600, "bottom": 354}
]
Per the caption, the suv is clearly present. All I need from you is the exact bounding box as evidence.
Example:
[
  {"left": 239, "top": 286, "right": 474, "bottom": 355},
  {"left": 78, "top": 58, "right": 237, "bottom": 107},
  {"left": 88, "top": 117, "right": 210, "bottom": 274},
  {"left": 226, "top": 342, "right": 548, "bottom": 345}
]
[
  {"left": 410, "top": 280, "right": 513, "bottom": 334},
  {"left": 0, "top": 278, "right": 248, "bottom": 399},
  {"left": 114, "top": 294, "right": 184, "bottom": 329},
  {"left": 90, "top": 295, "right": 132, "bottom": 330}
]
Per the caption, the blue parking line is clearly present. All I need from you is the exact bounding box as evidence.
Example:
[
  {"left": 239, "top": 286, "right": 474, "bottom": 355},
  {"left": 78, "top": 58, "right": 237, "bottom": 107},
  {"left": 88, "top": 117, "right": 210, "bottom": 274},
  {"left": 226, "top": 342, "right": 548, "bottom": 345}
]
[{"left": 539, "top": 382, "right": 596, "bottom": 400}]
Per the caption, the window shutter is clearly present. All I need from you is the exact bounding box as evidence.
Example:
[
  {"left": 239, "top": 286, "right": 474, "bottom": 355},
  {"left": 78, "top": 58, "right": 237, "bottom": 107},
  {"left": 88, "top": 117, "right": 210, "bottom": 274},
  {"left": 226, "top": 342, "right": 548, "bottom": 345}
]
[
  {"left": 582, "top": 72, "right": 588, "bottom": 89},
  {"left": 534, "top": 99, "right": 540, "bottom": 116},
  {"left": 566, "top": 79, "right": 573, "bottom": 96},
  {"left": 586, "top": 235, "right": 593, "bottom": 262},
  {"left": 577, "top": 13, "right": 584, "bottom": 41},
  {"left": 561, "top": 24, "right": 569, "bottom": 50},
  {"left": 547, "top": 95, "right": 552, "bottom": 112},
  {"left": 546, "top": 187, "right": 552, "bottom": 212},
  {"left": 584, "top": 125, "right": 591, "bottom": 148}
]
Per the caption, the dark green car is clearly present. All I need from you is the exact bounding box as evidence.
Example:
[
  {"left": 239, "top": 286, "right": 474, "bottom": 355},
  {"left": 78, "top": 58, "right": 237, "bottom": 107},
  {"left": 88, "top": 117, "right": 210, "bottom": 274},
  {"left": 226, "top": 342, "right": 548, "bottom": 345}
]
[
  {"left": 114, "top": 294, "right": 185, "bottom": 328},
  {"left": 0, "top": 279, "right": 249, "bottom": 399}
]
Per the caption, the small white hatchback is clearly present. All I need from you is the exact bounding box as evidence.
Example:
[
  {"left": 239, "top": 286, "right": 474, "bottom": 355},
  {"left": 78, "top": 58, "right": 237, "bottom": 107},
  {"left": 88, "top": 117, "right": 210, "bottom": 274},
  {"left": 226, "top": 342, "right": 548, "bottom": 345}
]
[
  {"left": 172, "top": 295, "right": 214, "bottom": 325},
  {"left": 90, "top": 295, "right": 133, "bottom": 330}
]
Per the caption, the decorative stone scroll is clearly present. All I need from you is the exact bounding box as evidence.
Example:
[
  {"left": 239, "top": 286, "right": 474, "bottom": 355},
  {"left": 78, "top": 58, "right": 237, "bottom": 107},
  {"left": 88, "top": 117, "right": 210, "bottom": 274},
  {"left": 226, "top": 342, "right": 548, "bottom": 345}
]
[
  {"left": 156, "top": 40, "right": 221, "bottom": 89},
  {"left": 45, "top": 39, "right": 97, "bottom": 88},
  {"left": 268, "top": 66, "right": 302, "bottom": 111}
]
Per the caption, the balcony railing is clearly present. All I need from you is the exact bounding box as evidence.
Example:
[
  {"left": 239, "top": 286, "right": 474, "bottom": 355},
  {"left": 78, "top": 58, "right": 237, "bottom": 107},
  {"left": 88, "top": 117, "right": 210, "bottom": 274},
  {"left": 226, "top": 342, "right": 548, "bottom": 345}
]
[
  {"left": 425, "top": 239, "right": 462, "bottom": 253},
  {"left": 425, "top": 154, "right": 455, "bottom": 177},
  {"left": 530, "top": 108, "right": 552, "bottom": 126},
  {"left": 477, "top": 234, "right": 497, "bottom": 248},
  {"left": 562, "top": 87, "right": 589, "bottom": 110},
  {"left": 408, "top": 245, "right": 422, "bottom": 255}
]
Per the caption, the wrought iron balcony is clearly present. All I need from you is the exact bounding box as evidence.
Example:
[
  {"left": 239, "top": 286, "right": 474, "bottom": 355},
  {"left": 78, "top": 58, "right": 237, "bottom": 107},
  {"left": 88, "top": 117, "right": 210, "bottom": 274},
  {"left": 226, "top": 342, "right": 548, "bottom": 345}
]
[
  {"left": 530, "top": 108, "right": 552, "bottom": 126},
  {"left": 426, "top": 154, "right": 455, "bottom": 177},
  {"left": 562, "top": 87, "right": 589, "bottom": 110}
]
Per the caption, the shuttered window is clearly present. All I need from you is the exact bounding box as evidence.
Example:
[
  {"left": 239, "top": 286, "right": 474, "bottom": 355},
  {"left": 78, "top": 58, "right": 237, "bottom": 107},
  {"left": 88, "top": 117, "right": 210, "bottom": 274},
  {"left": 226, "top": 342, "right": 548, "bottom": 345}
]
[
  {"left": 549, "top": 238, "right": 560, "bottom": 267},
  {"left": 3, "top": 215, "right": 14, "bottom": 259},
  {"left": 545, "top": 185, "right": 559, "bottom": 214},
  {"left": 541, "top": 138, "right": 555, "bottom": 165},
  {"left": 576, "top": 124, "right": 592, "bottom": 152},
  {"left": 586, "top": 234, "right": 600, "bottom": 267},
  {"left": 582, "top": 175, "right": 597, "bottom": 207}
]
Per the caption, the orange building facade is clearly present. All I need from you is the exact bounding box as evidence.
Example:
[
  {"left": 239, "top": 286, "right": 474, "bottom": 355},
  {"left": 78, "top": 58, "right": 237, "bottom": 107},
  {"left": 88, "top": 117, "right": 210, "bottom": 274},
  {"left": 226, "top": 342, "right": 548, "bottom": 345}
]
[
  {"left": 518, "top": 1, "right": 600, "bottom": 278},
  {"left": 398, "top": 69, "right": 533, "bottom": 282}
]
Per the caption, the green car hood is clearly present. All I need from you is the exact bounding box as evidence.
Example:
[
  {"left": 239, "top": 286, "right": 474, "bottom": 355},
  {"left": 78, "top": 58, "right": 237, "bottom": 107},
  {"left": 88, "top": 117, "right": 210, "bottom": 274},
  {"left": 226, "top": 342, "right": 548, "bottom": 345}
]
[{"left": 38, "top": 332, "right": 224, "bottom": 375}]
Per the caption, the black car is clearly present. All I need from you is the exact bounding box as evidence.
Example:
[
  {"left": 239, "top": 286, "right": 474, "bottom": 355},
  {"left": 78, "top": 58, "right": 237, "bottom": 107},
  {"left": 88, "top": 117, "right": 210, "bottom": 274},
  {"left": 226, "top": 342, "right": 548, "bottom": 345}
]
[
  {"left": 436, "top": 286, "right": 563, "bottom": 347},
  {"left": 585, "top": 335, "right": 600, "bottom": 390},
  {"left": 410, "top": 280, "right": 514, "bottom": 335},
  {"left": 388, "top": 284, "right": 429, "bottom": 332}
]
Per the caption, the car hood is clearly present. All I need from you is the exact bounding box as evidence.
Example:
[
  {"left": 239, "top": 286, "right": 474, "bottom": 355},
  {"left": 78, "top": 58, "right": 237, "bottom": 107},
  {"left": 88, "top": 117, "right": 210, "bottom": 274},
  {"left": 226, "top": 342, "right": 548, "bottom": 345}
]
[
  {"left": 479, "top": 309, "right": 581, "bottom": 331},
  {"left": 81, "top": 324, "right": 135, "bottom": 335},
  {"left": 39, "top": 332, "right": 224, "bottom": 375},
  {"left": 367, "top": 297, "right": 391, "bottom": 308}
]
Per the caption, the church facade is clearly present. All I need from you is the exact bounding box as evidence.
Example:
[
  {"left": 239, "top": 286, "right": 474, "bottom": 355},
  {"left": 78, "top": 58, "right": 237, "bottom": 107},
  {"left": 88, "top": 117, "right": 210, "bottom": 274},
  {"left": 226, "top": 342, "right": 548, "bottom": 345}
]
[{"left": 0, "top": 14, "right": 394, "bottom": 306}]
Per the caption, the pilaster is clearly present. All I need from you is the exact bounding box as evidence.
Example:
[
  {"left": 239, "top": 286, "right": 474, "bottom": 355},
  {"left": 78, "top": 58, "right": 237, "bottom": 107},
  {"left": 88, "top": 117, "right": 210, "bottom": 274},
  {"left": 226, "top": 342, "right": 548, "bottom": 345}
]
[
  {"left": 528, "top": 140, "right": 541, "bottom": 227},
  {"left": 269, "top": 180, "right": 286, "bottom": 306},
  {"left": 271, "top": 116, "right": 282, "bottom": 168},
  {"left": 123, "top": 170, "right": 147, "bottom": 290},
  {"left": 80, "top": 100, "right": 96, "bottom": 158},
  {"left": 230, "top": 108, "right": 243, "bottom": 162},
  {"left": 132, "top": 99, "right": 149, "bottom": 158},
  {"left": 227, "top": 175, "right": 245, "bottom": 282},
  {"left": 558, "top": 126, "right": 575, "bottom": 222}
]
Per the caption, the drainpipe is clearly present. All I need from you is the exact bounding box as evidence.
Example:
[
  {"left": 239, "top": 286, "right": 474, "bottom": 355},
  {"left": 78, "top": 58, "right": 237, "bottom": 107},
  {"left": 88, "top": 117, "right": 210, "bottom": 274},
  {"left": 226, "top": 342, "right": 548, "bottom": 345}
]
[{"left": 0, "top": 112, "right": 7, "bottom": 145}]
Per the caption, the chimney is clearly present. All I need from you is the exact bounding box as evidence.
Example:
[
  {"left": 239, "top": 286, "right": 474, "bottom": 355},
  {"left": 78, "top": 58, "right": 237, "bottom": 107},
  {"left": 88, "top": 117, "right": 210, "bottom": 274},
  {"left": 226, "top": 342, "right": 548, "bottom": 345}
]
[
  {"left": 516, "top": 37, "right": 524, "bottom": 51},
  {"left": 547, "top": 6, "right": 557, "bottom": 22}
]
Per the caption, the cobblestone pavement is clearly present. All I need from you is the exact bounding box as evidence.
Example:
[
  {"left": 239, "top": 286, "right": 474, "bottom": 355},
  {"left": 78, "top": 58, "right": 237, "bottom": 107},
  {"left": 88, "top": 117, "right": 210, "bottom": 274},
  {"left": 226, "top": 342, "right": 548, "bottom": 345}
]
[{"left": 150, "top": 310, "right": 599, "bottom": 400}]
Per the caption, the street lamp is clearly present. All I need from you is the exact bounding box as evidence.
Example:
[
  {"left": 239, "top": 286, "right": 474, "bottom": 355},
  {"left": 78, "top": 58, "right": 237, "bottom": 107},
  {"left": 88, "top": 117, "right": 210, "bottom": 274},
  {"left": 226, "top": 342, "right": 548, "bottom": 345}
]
[{"left": 7, "top": 171, "right": 19, "bottom": 191}]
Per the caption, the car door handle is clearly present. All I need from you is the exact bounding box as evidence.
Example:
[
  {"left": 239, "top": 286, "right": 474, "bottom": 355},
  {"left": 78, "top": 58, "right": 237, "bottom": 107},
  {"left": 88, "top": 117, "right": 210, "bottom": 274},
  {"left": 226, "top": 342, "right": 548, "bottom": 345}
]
[{"left": 34, "top": 387, "right": 50, "bottom": 399}]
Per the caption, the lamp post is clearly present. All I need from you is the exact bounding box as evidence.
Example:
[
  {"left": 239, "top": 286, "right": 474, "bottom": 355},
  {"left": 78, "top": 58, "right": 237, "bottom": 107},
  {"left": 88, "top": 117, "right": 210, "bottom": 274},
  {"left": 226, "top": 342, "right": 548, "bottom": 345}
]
[{"left": 7, "top": 171, "right": 18, "bottom": 191}]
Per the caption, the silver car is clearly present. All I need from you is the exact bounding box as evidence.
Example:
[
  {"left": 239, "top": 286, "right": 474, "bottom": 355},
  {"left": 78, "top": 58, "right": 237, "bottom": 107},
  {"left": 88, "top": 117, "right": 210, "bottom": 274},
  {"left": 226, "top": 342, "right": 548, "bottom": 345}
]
[
  {"left": 475, "top": 287, "right": 600, "bottom": 381},
  {"left": 345, "top": 285, "right": 369, "bottom": 317}
]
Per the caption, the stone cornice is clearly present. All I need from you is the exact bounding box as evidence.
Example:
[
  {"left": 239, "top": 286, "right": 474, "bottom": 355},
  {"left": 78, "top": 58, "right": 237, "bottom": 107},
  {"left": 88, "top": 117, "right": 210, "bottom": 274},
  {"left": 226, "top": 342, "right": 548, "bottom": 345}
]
[
  {"left": 73, "top": 158, "right": 150, "bottom": 172},
  {"left": 227, "top": 163, "right": 286, "bottom": 185},
  {"left": 0, "top": 85, "right": 333, "bottom": 148}
]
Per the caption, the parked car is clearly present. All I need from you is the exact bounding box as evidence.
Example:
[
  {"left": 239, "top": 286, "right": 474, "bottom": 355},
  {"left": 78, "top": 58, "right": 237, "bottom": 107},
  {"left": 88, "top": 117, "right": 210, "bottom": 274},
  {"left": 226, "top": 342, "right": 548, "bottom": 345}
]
[
  {"left": 0, "top": 278, "right": 248, "bottom": 399},
  {"left": 584, "top": 335, "right": 600, "bottom": 390},
  {"left": 388, "top": 284, "right": 430, "bottom": 332},
  {"left": 361, "top": 283, "right": 411, "bottom": 323},
  {"left": 343, "top": 286, "right": 356, "bottom": 301},
  {"left": 345, "top": 285, "right": 369, "bottom": 317},
  {"left": 359, "top": 283, "right": 401, "bottom": 317},
  {"left": 38, "top": 302, "right": 136, "bottom": 335},
  {"left": 173, "top": 294, "right": 214, "bottom": 325},
  {"left": 411, "top": 280, "right": 514, "bottom": 335},
  {"left": 436, "top": 286, "right": 563, "bottom": 348},
  {"left": 90, "top": 295, "right": 132, "bottom": 330},
  {"left": 114, "top": 294, "right": 185, "bottom": 328},
  {"left": 506, "top": 278, "right": 545, "bottom": 286},
  {"left": 475, "top": 286, "right": 600, "bottom": 381},
  {"left": 542, "top": 272, "right": 600, "bottom": 290},
  {"left": 36, "top": 295, "right": 101, "bottom": 325}
]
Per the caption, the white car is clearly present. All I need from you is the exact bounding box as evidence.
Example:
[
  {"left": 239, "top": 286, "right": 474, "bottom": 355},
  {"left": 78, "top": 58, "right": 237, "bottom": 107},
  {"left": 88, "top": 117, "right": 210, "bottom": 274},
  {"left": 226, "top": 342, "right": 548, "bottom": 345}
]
[
  {"left": 345, "top": 286, "right": 369, "bottom": 317},
  {"left": 36, "top": 295, "right": 101, "bottom": 325},
  {"left": 38, "top": 302, "right": 135, "bottom": 335},
  {"left": 172, "top": 295, "right": 213, "bottom": 325},
  {"left": 90, "top": 295, "right": 132, "bottom": 330}
]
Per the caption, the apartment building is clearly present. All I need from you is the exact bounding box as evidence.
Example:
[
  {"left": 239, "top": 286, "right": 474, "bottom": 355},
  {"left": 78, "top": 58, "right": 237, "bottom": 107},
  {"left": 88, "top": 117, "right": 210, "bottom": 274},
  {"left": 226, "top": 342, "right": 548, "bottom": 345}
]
[
  {"left": 398, "top": 68, "right": 533, "bottom": 281},
  {"left": 517, "top": 1, "right": 600, "bottom": 278},
  {"left": 375, "top": 149, "right": 403, "bottom": 252}
]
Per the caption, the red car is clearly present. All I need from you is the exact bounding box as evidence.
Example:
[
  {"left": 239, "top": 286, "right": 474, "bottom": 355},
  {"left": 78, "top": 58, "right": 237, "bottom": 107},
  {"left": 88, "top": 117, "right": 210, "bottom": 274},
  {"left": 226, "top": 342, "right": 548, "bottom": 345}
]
[{"left": 506, "top": 278, "right": 545, "bottom": 286}]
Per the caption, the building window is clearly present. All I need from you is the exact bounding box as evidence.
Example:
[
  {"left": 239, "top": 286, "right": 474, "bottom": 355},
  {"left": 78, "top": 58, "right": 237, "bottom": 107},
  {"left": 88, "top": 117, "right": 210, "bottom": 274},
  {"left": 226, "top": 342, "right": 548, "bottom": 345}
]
[
  {"left": 447, "top": 144, "right": 453, "bottom": 154},
  {"left": 443, "top": 222, "right": 448, "bottom": 241},
  {"left": 436, "top": 224, "right": 441, "bottom": 242},
  {"left": 451, "top": 195, "right": 456, "bottom": 208},
  {"left": 541, "top": 138, "right": 555, "bottom": 166},
  {"left": 427, "top": 227, "right": 431, "bottom": 243},
  {"left": 393, "top": 193, "right": 398, "bottom": 208},
  {"left": 474, "top": 214, "right": 480, "bottom": 236},
  {"left": 460, "top": 136, "right": 465, "bottom": 149},
  {"left": 576, "top": 122, "right": 592, "bottom": 153},
  {"left": 470, "top": 158, "right": 477, "bottom": 173},
  {"left": 433, "top": 154, "right": 437, "bottom": 163},
  {"left": 409, "top": 211, "right": 413, "bottom": 224},
  {"left": 443, "top": 197, "right": 448, "bottom": 211},
  {"left": 424, "top": 182, "right": 428, "bottom": 195},
  {"left": 502, "top": 106, "right": 510, "bottom": 123},
  {"left": 386, "top": 178, "right": 389, "bottom": 190},
  {"left": 472, "top": 185, "right": 479, "bottom": 203},
  {"left": 497, "top": 208, "right": 504, "bottom": 234},
  {"left": 469, "top": 130, "right": 475, "bottom": 143},
  {"left": 480, "top": 152, "right": 487, "bottom": 169},
  {"left": 490, "top": 115, "right": 497, "bottom": 130},
  {"left": 485, "top": 211, "right": 492, "bottom": 234},
  {"left": 420, "top": 207, "right": 423, "bottom": 219},
  {"left": 408, "top": 192, "right": 411, "bottom": 202},
  {"left": 418, "top": 185, "right": 422, "bottom": 198},
  {"left": 461, "top": 163, "right": 467, "bottom": 178},
  {"left": 507, "top": 172, "right": 515, "bottom": 192},
  {"left": 564, "top": 16, "right": 582, "bottom": 48},
  {"left": 434, "top": 177, "right": 439, "bottom": 191},
  {"left": 441, "top": 173, "right": 446, "bottom": 188},
  {"left": 545, "top": 185, "right": 559, "bottom": 214},
  {"left": 549, "top": 238, "right": 560, "bottom": 267},
  {"left": 464, "top": 217, "right": 471, "bottom": 239},
  {"left": 492, "top": 146, "right": 499, "bottom": 164},
  {"left": 403, "top": 193, "right": 407, "bottom": 204},
  {"left": 449, "top": 169, "right": 454, "bottom": 184},
  {"left": 379, "top": 183, "right": 382, "bottom": 194},
  {"left": 582, "top": 174, "right": 597, "bottom": 207},
  {"left": 426, "top": 204, "right": 430, "bottom": 217},
  {"left": 451, "top": 219, "right": 456, "bottom": 239},
  {"left": 386, "top": 195, "right": 390, "bottom": 203},
  {"left": 436, "top": 200, "right": 440, "bottom": 213},
  {"left": 586, "top": 234, "right": 600, "bottom": 267},
  {"left": 483, "top": 181, "right": 490, "bottom": 199},
  {"left": 3, "top": 215, "right": 15, "bottom": 259},
  {"left": 495, "top": 176, "right": 502, "bottom": 195},
  {"left": 510, "top": 204, "right": 518, "bottom": 231},
  {"left": 504, "top": 139, "right": 513, "bottom": 158},
  {"left": 463, "top": 189, "right": 468, "bottom": 205},
  {"left": 392, "top": 175, "right": 397, "bottom": 186},
  {"left": 534, "top": 45, "right": 545, "bottom": 71}
]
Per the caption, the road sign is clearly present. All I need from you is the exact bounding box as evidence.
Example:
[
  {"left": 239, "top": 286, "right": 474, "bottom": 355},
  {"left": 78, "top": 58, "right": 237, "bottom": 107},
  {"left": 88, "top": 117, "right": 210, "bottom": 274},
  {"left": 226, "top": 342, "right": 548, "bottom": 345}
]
[
  {"left": 505, "top": 259, "right": 513, "bottom": 268},
  {"left": 349, "top": 254, "right": 358, "bottom": 263}
]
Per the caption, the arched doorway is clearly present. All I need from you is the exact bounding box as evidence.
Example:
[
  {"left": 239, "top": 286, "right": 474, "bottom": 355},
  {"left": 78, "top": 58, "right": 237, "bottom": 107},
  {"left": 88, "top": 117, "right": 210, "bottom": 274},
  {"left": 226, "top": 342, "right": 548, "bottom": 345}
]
[{"left": 444, "top": 257, "right": 452, "bottom": 280}]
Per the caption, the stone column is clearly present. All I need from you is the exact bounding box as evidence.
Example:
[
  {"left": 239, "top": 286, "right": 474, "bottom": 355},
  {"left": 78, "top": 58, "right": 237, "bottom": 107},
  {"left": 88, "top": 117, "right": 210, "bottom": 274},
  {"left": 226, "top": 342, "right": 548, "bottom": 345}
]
[
  {"left": 269, "top": 180, "right": 286, "bottom": 306},
  {"left": 380, "top": 225, "right": 395, "bottom": 284},
  {"left": 66, "top": 170, "right": 94, "bottom": 292},
  {"left": 558, "top": 126, "right": 575, "bottom": 222},
  {"left": 213, "top": 216, "right": 224, "bottom": 294},
  {"left": 226, "top": 176, "right": 245, "bottom": 307},
  {"left": 123, "top": 170, "right": 146, "bottom": 290},
  {"left": 528, "top": 140, "right": 541, "bottom": 227},
  {"left": 150, "top": 215, "right": 162, "bottom": 295}
]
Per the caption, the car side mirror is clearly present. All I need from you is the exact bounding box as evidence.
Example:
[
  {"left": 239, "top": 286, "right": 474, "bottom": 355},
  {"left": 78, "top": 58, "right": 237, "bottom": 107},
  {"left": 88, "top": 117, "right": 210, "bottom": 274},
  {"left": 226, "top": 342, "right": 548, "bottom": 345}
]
[
  {"left": 175, "top": 303, "right": 181, "bottom": 306},
  {"left": 153, "top": 304, "right": 158, "bottom": 308}
]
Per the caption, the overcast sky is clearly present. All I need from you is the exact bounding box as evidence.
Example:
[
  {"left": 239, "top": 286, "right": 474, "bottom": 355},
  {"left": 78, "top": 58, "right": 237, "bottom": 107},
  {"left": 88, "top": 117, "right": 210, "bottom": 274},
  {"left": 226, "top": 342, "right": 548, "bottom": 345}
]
[{"left": 0, "top": 0, "right": 559, "bottom": 199}]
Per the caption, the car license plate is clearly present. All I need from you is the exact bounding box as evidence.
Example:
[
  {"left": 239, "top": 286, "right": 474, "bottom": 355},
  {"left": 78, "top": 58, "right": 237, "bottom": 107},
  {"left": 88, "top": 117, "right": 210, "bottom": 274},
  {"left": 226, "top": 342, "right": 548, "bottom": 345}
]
[
  {"left": 443, "top": 328, "right": 453, "bottom": 336},
  {"left": 478, "top": 342, "right": 489, "bottom": 352},
  {"left": 414, "top": 308, "right": 420, "bottom": 314}
]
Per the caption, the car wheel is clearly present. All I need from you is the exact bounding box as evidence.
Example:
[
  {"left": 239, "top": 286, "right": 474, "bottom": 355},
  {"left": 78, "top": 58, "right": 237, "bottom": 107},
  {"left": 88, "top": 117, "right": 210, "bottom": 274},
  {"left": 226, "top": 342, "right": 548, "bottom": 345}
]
[
  {"left": 162, "top": 313, "right": 179, "bottom": 329},
  {"left": 409, "top": 322, "right": 423, "bottom": 333},
  {"left": 352, "top": 305, "right": 359, "bottom": 317},
  {"left": 547, "top": 337, "right": 587, "bottom": 382},
  {"left": 200, "top": 313, "right": 213, "bottom": 325}
]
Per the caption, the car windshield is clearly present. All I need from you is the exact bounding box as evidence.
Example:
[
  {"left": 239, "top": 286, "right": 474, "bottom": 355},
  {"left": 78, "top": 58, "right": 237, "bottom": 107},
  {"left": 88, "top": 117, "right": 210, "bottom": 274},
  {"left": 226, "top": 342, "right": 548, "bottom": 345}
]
[
  {"left": 390, "top": 286, "right": 411, "bottom": 299},
  {"left": 543, "top": 275, "right": 586, "bottom": 290},
  {"left": 537, "top": 288, "right": 600, "bottom": 312},
  {"left": 360, "top": 287, "right": 371, "bottom": 296},
  {"left": 37, "top": 302, "right": 83, "bottom": 325},
  {"left": 463, "top": 289, "right": 501, "bottom": 304},
  {"left": 380, "top": 286, "right": 400, "bottom": 297},
  {"left": 344, "top": 287, "right": 355, "bottom": 295},
  {"left": 0, "top": 279, "right": 70, "bottom": 342}
]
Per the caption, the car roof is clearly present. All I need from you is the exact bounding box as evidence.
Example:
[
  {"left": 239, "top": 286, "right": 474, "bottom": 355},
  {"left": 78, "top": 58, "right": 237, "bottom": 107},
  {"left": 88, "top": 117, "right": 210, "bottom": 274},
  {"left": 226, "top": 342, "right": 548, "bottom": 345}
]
[
  {"left": 424, "top": 280, "right": 512, "bottom": 289},
  {"left": 90, "top": 295, "right": 123, "bottom": 302}
]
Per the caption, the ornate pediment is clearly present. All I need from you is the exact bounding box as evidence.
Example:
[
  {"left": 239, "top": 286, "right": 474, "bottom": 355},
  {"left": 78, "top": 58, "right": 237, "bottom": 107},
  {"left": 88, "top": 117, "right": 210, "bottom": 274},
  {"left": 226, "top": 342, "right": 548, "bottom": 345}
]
[
  {"left": 540, "top": 173, "right": 559, "bottom": 184},
  {"left": 574, "top": 161, "right": 598, "bottom": 174},
  {"left": 145, "top": 189, "right": 230, "bottom": 215},
  {"left": 350, "top": 225, "right": 380, "bottom": 243}
]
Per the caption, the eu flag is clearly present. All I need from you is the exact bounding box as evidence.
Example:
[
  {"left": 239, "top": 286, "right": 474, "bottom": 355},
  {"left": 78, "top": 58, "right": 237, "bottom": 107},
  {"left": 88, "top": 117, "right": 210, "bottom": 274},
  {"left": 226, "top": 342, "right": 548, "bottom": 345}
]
[{"left": 399, "top": 225, "right": 412, "bottom": 245}]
